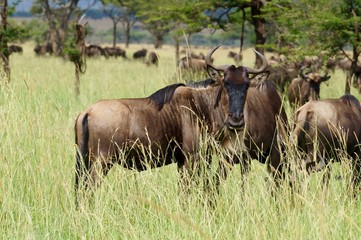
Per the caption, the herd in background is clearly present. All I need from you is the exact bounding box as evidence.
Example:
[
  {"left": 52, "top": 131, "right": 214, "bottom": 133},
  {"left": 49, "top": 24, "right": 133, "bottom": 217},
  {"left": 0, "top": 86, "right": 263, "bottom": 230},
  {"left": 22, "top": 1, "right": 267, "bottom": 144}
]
[
  {"left": 8, "top": 43, "right": 361, "bottom": 106},
  {"left": 176, "top": 48, "right": 361, "bottom": 107},
  {"left": 31, "top": 43, "right": 160, "bottom": 67}
]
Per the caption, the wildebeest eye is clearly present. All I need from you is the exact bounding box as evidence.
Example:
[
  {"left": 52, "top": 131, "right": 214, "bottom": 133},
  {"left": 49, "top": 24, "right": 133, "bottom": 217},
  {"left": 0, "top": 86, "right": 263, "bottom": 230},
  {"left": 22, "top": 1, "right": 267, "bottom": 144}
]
[{"left": 207, "top": 65, "right": 223, "bottom": 79}]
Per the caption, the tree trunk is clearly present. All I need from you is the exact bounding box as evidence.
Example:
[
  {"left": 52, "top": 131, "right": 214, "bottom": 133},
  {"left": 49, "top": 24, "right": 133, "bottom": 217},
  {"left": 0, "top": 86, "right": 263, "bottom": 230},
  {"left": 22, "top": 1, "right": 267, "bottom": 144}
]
[
  {"left": 346, "top": 7, "right": 361, "bottom": 94},
  {"left": 251, "top": 0, "right": 266, "bottom": 68},
  {"left": 124, "top": 21, "right": 130, "bottom": 48},
  {"left": 74, "top": 23, "right": 87, "bottom": 99},
  {"left": 112, "top": 20, "right": 117, "bottom": 47},
  {"left": 154, "top": 35, "right": 163, "bottom": 49},
  {"left": 43, "top": 0, "right": 79, "bottom": 56},
  {"left": 0, "top": 0, "right": 10, "bottom": 83},
  {"left": 174, "top": 36, "right": 180, "bottom": 66}
]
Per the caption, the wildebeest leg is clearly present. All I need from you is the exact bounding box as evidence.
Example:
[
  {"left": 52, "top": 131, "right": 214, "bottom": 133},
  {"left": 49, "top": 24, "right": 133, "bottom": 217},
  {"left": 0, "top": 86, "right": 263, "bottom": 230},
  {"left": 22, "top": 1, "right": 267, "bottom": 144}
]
[
  {"left": 215, "top": 153, "right": 236, "bottom": 194},
  {"left": 76, "top": 155, "right": 114, "bottom": 208},
  {"left": 317, "top": 151, "right": 331, "bottom": 191},
  {"left": 239, "top": 154, "right": 251, "bottom": 194},
  {"left": 267, "top": 144, "right": 285, "bottom": 194},
  {"left": 197, "top": 147, "right": 215, "bottom": 194},
  {"left": 177, "top": 157, "right": 198, "bottom": 208}
]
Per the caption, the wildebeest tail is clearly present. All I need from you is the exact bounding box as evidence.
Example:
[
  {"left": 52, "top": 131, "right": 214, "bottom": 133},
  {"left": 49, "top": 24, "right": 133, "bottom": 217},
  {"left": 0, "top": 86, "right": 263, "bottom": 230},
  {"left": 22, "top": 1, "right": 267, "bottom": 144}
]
[{"left": 74, "top": 113, "right": 90, "bottom": 206}]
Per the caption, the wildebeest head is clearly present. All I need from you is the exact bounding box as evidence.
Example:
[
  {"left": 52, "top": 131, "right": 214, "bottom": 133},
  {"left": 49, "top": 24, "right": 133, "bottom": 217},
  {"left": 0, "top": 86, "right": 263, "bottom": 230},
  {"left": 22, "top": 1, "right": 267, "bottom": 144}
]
[
  {"left": 206, "top": 46, "right": 268, "bottom": 130},
  {"left": 300, "top": 68, "right": 331, "bottom": 101}
]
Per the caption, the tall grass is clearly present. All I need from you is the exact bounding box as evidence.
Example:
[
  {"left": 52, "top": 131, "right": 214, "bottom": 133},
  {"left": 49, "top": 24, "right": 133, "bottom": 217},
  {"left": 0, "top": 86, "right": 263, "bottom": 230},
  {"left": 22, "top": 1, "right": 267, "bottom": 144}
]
[{"left": 0, "top": 43, "right": 361, "bottom": 239}]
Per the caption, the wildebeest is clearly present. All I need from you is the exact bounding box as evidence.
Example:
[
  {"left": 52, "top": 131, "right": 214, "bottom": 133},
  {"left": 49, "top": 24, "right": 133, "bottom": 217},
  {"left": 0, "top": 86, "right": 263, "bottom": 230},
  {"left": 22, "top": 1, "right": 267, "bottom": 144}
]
[
  {"left": 34, "top": 43, "right": 53, "bottom": 56},
  {"left": 145, "top": 51, "right": 159, "bottom": 66},
  {"left": 74, "top": 46, "right": 270, "bottom": 206},
  {"left": 85, "top": 44, "right": 106, "bottom": 57},
  {"left": 133, "top": 48, "right": 147, "bottom": 59},
  {"left": 104, "top": 46, "right": 126, "bottom": 58},
  {"left": 8, "top": 45, "right": 23, "bottom": 54},
  {"left": 292, "top": 95, "right": 361, "bottom": 192},
  {"left": 336, "top": 58, "right": 361, "bottom": 92},
  {"left": 227, "top": 51, "right": 242, "bottom": 64},
  {"left": 180, "top": 49, "right": 205, "bottom": 60},
  {"left": 288, "top": 68, "right": 331, "bottom": 106},
  {"left": 267, "top": 61, "right": 300, "bottom": 93},
  {"left": 178, "top": 56, "right": 207, "bottom": 72}
]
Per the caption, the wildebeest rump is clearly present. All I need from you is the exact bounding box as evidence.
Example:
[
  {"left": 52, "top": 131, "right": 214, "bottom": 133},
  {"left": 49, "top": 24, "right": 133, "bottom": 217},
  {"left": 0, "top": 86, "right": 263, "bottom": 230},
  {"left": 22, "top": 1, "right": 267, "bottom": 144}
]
[
  {"left": 8, "top": 45, "right": 23, "bottom": 55},
  {"left": 85, "top": 44, "right": 105, "bottom": 57},
  {"left": 133, "top": 48, "right": 147, "bottom": 59},
  {"left": 104, "top": 46, "right": 126, "bottom": 58},
  {"left": 292, "top": 95, "right": 361, "bottom": 191},
  {"left": 145, "top": 51, "right": 159, "bottom": 66},
  {"left": 74, "top": 46, "right": 269, "bottom": 205}
]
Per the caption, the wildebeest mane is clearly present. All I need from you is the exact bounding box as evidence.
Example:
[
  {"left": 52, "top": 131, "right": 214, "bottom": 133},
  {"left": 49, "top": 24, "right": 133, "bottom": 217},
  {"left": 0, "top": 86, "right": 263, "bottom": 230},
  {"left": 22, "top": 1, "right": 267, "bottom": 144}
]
[
  {"left": 340, "top": 94, "right": 361, "bottom": 111},
  {"left": 148, "top": 83, "right": 185, "bottom": 110},
  {"left": 252, "top": 79, "right": 277, "bottom": 91},
  {"left": 187, "top": 78, "right": 216, "bottom": 88}
]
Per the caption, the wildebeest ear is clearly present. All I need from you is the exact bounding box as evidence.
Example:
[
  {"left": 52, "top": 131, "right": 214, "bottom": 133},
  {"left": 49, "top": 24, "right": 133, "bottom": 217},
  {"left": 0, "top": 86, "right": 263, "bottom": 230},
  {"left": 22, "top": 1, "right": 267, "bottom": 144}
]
[
  {"left": 207, "top": 65, "right": 223, "bottom": 81},
  {"left": 249, "top": 71, "right": 270, "bottom": 85},
  {"left": 322, "top": 75, "right": 331, "bottom": 82}
]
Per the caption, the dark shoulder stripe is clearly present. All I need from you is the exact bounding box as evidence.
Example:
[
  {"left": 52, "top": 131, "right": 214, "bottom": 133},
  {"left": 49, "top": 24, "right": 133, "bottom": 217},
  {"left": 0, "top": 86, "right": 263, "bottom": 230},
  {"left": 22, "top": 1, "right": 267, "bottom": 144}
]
[{"left": 148, "top": 83, "right": 185, "bottom": 110}]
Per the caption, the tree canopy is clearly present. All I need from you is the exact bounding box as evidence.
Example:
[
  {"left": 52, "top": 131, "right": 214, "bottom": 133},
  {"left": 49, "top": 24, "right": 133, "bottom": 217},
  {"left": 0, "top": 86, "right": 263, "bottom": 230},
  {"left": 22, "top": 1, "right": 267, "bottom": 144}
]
[{"left": 264, "top": 0, "right": 361, "bottom": 93}]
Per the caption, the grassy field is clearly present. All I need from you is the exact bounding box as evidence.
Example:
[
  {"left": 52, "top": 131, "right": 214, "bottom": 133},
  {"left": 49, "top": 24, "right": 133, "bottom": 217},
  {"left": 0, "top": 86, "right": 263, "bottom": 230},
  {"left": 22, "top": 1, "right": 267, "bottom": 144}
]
[{"left": 1, "top": 42, "right": 361, "bottom": 239}]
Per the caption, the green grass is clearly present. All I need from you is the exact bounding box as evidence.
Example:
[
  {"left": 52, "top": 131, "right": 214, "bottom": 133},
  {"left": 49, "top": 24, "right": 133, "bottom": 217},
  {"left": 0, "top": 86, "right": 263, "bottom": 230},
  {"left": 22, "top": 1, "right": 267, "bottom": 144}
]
[{"left": 0, "top": 43, "right": 361, "bottom": 239}]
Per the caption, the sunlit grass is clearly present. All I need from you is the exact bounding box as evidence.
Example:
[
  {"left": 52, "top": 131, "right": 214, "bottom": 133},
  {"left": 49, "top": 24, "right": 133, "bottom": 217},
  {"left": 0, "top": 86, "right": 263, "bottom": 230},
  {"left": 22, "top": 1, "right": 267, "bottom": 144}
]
[{"left": 0, "top": 43, "right": 360, "bottom": 239}]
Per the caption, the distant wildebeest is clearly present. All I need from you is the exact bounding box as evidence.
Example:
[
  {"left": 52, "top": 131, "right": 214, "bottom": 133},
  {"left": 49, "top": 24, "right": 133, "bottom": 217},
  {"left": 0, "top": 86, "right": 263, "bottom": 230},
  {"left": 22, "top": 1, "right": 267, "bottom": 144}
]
[
  {"left": 8, "top": 45, "right": 23, "bottom": 55},
  {"left": 352, "top": 66, "right": 361, "bottom": 92},
  {"left": 267, "top": 61, "right": 300, "bottom": 93},
  {"left": 180, "top": 49, "right": 205, "bottom": 60},
  {"left": 227, "top": 51, "right": 242, "bottom": 64},
  {"left": 74, "top": 46, "right": 270, "bottom": 206},
  {"left": 292, "top": 95, "right": 361, "bottom": 192},
  {"left": 85, "top": 44, "right": 105, "bottom": 57},
  {"left": 178, "top": 56, "right": 207, "bottom": 72},
  {"left": 133, "top": 48, "right": 147, "bottom": 59},
  {"left": 34, "top": 43, "right": 52, "bottom": 56},
  {"left": 104, "top": 46, "right": 126, "bottom": 58},
  {"left": 288, "top": 68, "right": 331, "bottom": 106},
  {"left": 301, "top": 55, "right": 323, "bottom": 71},
  {"left": 338, "top": 58, "right": 361, "bottom": 92},
  {"left": 145, "top": 51, "right": 159, "bottom": 66}
]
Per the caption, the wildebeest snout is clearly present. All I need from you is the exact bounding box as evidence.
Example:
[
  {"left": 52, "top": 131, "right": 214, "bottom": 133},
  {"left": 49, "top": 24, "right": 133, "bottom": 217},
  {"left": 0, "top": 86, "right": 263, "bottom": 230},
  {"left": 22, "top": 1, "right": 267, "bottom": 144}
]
[{"left": 226, "top": 112, "right": 245, "bottom": 129}]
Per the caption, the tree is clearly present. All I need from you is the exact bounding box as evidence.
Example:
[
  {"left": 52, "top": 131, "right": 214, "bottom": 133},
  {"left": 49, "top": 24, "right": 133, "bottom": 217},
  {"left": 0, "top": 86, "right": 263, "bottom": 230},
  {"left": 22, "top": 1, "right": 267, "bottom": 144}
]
[
  {"left": 64, "top": 16, "right": 87, "bottom": 98},
  {"left": 265, "top": 0, "right": 361, "bottom": 94},
  {"left": 206, "top": 0, "right": 267, "bottom": 67},
  {"left": 132, "top": 0, "right": 174, "bottom": 49},
  {"left": 120, "top": 0, "right": 267, "bottom": 64},
  {"left": 30, "top": 0, "right": 83, "bottom": 56},
  {"left": 0, "top": 0, "right": 27, "bottom": 83},
  {"left": 102, "top": 0, "right": 136, "bottom": 48},
  {"left": 101, "top": 1, "right": 122, "bottom": 47},
  {"left": 0, "top": 0, "right": 10, "bottom": 82}
]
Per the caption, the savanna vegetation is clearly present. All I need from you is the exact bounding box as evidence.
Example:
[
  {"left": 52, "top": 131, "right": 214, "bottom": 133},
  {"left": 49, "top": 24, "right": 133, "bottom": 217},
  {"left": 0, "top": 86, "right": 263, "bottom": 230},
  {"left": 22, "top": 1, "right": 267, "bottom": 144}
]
[
  {"left": 1, "top": 43, "right": 361, "bottom": 239},
  {"left": 0, "top": 0, "right": 361, "bottom": 239}
]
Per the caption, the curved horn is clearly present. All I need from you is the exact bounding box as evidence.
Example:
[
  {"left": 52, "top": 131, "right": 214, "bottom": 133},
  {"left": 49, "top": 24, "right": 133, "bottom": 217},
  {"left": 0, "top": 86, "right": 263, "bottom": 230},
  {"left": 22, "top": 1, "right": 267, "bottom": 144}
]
[
  {"left": 245, "top": 49, "right": 268, "bottom": 74},
  {"left": 300, "top": 66, "right": 310, "bottom": 79},
  {"left": 205, "top": 45, "right": 231, "bottom": 71}
]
